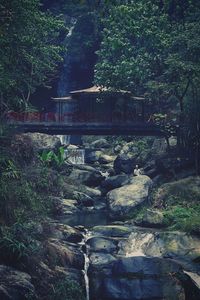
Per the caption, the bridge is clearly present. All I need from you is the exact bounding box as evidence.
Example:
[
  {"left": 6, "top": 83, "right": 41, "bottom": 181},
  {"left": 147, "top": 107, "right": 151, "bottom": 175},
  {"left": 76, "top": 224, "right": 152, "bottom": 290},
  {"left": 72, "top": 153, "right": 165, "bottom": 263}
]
[
  {"left": 10, "top": 121, "right": 165, "bottom": 136},
  {"left": 5, "top": 86, "right": 173, "bottom": 136}
]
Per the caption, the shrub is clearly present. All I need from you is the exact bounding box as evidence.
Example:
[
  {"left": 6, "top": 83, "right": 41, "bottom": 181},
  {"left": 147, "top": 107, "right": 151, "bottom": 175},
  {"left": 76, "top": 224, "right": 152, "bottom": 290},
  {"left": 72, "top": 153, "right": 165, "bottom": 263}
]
[{"left": 49, "top": 277, "right": 85, "bottom": 300}]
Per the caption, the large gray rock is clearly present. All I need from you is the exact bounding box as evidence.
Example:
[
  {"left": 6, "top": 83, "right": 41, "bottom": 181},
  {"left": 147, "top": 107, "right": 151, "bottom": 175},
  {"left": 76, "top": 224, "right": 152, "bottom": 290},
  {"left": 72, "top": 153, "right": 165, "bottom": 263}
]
[
  {"left": 69, "top": 169, "right": 104, "bottom": 187},
  {"left": 99, "top": 154, "right": 115, "bottom": 164},
  {"left": 113, "top": 153, "right": 136, "bottom": 174},
  {"left": 91, "top": 139, "right": 110, "bottom": 149},
  {"left": 21, "top": 133, "right": 61, "bottom": 153},
  {"left": 89, "top": 257, "right": 185, "bottom": 300},
  {"left": 87, "top": 237, "right": 118, "bottom": 254},
  {"left": 107, "top": 175, "right": 152, "bottom": 218},
  {"left": 0, "top": 265, "right": 35, "bottom": 300},
  {"left": 101, "top": 174, "right": 130, "bottom": 191},
  {"left": 120, "top": 230, "right": 200, "bottom": 262}
]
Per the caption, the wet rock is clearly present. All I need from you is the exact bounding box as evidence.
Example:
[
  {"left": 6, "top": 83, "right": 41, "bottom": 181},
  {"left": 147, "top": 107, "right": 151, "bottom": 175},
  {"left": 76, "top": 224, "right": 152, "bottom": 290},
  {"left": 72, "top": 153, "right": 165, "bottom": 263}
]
[
  {"left": 107, "top": 175, "right": 152, "bottom": 218},
  {"left": 0, "top": 265, "right": 35, "bottom": 300},
  {"left": 113, "top": 153, "right": 135, "bottom": 174},
  {"left": 87, "top": 237, "right": 118, "bottom": 254},
  {"left": 120, "top": 230, "right": 200, "bottom": 262},
  {"left": 89, "top": 253, "right": 116, "bottom": 266},
  {"left": 101, "top": 174, "right": 130, "bottom": 191},
  {"left": 69, "top": 169, "right": 104, "bottom": 187},
  {"left": 135, "top": 209, "right": 165, "bottom": 228},
  {"left": 92, "top": 225, "right": 131, "bottom": 237},
  {"left": 91, "top": 139, "right": 110, "bottom": 149},
  {"left": 89, "top": 257, "right": 185, "bottom": 300}
]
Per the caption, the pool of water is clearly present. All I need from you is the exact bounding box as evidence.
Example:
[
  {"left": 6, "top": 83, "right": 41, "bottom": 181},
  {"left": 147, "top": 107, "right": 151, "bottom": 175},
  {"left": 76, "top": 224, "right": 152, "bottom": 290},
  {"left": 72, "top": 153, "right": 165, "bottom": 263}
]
[{"left": 58, "top": 210, "right": 110, "bottom": 228}]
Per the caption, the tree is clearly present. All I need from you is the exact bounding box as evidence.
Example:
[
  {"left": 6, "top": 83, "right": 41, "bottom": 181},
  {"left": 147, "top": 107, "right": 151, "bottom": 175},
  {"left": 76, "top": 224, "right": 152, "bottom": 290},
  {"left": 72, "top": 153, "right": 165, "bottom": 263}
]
[
  {"left": 95, "top": 1, "right": 170, "bottom": 96},
  {"left": 0, "top": 0, "right": 65, "bottom": 112},
  {"left": 94, "top": 0, "right": 200, "bottom": 172}
]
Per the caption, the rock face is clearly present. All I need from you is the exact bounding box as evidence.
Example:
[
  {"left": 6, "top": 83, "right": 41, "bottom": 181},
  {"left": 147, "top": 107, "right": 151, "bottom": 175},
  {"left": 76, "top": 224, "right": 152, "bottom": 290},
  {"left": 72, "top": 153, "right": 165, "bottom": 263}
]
[
  {"left": 89, "top": 256, "right": 185, "bottom": 300},
  {"left": 113, "top": 153, "right": 135, "bottom": 174},
  {"left": 107, "top": 175, "right": 152, "bottom": 218},
  {"left": 0, "top": 265, "right": 35, "bottom": 300}
]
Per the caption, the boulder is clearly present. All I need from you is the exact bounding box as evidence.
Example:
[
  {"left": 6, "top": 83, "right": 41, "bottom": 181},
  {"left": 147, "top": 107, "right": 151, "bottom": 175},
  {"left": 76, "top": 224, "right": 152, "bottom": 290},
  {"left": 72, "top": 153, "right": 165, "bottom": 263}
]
[
  {"left": 135, "top": 209, "right": 165, "bottom": 228},
  {"left": 45, "top": 239, "right": 84, "bottom": 270},
  {"left": 113, "top": 153, "right": 135, "bottom": 174},
  {"left": 91, "top": 139, "right": 110, "bottom": 149},
  {"left": 20, "top": 133, "right": 61, "bottom": 153},
  {"left": 85, "top": 150, "right": 102, "bottom": 164},
  {"left": 107, "top": 175, "right": 152, "bottom": 218},
  {"left": 101, "top": 174, "right": 130, "bottom": 192},
  {"left": 69, "top": 169, "right": 104, "bottom": 187},
  {"left": 52, "top": 224, "right": 83, "bottom": 243},
  {"left": 89, "top": 257, "right": 185, "bottom": 300},
  {"left": 0, "top": 265, "right": 35, "bottom": 300},
  {"left": 74, "top": 192, "right": 94, "bottom": 207},
  {"left": 121, "top": 230, "right": 200, "bottom": 262},
  {"left": 62, "top": 199, "right": 79, "bottom": 215},
  {"left": 87, "top": 237, "right": 118, "bottom": 254},
  {"left": 154, "top": 176, "right": 200, "bottom": 208},
  {"left": 99, "top": 154, "right": 115, "bottom": 164}
]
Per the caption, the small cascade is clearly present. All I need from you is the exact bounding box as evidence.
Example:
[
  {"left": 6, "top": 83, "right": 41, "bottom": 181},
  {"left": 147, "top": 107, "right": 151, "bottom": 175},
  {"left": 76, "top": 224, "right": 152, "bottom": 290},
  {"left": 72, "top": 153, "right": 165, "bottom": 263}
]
[
  {"left": 124, "top": 232, "right": 155, "bottom": 257},
  {"left": 80, "top": 230, "right": 92, "bottom": 300},
  {"left": 64, "top": 148, "right": 85, "bottom": 164},
  {"left": 57, "top": 135, "right": 70, "bottom": 145}
]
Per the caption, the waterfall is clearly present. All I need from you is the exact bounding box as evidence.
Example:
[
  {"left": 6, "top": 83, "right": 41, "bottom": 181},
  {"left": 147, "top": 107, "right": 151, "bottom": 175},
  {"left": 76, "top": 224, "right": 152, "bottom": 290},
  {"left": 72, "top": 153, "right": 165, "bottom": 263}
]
[
  {"left": 57, "top": 19, "right": 76, "bottom": 97},
  {"left": 64, "top": 149, "right": 85, "bottom": 164},
  {"left": 80, "top": 230, "right": 92, "bottom": 300}
]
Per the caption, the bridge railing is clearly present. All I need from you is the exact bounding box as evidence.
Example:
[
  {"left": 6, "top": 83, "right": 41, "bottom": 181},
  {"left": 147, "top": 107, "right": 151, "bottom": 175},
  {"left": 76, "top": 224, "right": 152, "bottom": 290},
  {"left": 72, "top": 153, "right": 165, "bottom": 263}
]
[{"left": 5, "top": 109, "right": 158, "bottom": 125}]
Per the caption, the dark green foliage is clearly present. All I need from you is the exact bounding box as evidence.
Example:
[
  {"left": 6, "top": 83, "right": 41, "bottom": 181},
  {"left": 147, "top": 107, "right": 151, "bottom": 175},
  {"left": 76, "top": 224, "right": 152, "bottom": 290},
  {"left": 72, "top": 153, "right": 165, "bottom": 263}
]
[
  {"left": 0, "top": 0, "right": 65, "bottom": 111},
  {"left": 49, "top": 276, "right": 85, "bottom": 300},
  {"left": 163, "top": 205, "right": 200, "bottom": 232}
]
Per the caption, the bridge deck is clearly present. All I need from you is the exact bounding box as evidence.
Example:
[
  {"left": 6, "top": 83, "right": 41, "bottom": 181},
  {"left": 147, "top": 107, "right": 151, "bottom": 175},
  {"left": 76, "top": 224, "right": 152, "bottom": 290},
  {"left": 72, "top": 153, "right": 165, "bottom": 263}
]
[{"left": 9, "top": 121, "right": 166, "bottom": 136}]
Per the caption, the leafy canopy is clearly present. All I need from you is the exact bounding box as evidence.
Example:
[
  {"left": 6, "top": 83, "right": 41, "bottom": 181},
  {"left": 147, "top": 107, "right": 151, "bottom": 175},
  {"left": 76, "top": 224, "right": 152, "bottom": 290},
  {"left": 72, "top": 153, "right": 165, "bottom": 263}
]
[{"left": 0, "top": 0, "right": 65, "bottom": 111}]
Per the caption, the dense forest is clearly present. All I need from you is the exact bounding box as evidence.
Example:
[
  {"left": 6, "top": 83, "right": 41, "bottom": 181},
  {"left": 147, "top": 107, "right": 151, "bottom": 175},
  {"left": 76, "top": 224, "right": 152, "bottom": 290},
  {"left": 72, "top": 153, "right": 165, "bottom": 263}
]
[{"left": 0, "top": 1, "right": 200, "bottom": 300}]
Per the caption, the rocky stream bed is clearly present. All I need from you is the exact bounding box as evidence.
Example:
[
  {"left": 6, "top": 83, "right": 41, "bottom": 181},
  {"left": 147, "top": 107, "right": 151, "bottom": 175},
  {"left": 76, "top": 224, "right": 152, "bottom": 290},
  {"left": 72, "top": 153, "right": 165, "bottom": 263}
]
[{"left": 1, "top": 135, "right": 200, "bottom": 300}]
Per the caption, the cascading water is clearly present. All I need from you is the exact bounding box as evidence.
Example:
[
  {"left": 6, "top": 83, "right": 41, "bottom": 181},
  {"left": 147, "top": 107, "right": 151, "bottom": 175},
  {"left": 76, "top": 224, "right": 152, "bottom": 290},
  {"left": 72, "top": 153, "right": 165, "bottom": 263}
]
[
  {"left": 80, "top": 230, "right": 92, "bottom": 300},
  {"left": 64, "top": 148, "right": 85, "bottom": 164}
]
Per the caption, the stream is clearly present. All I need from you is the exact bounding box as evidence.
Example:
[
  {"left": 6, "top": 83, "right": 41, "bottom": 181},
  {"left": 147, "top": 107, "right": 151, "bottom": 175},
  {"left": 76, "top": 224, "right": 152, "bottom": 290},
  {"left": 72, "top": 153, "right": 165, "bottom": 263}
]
[{"left": 56, "top": 141, "right": 200, "bottom": 300}]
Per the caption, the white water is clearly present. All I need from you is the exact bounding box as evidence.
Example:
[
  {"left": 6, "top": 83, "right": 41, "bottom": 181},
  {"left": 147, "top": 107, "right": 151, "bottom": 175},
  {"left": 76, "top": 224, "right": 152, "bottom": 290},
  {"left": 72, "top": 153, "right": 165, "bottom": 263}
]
[
  {"left": 79, "top": 230, "right": 92, "bottom": 300},
  {"left": 64, "top": 149, "right": 85, "bottom": 164}
]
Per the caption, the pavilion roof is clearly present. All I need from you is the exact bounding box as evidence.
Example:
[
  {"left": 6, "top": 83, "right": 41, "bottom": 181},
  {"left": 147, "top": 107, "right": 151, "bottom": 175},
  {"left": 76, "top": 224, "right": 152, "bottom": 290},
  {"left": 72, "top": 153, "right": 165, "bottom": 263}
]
[{"left": 70, "top": 85, "right": 131, "bottom": 95}]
